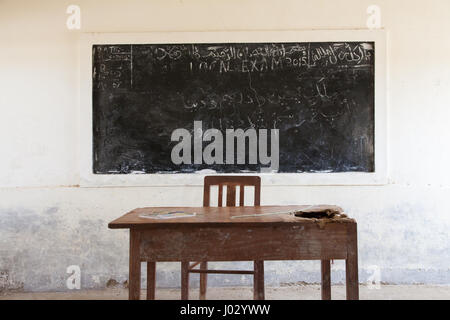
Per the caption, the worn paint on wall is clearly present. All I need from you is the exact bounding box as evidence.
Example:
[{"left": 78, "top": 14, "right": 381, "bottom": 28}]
[
  {"left": 0, "top": 185, "right": 449, "bottom": 292},
  {"left": 0, "top": 0, "right": 450, "bottom": 291}
]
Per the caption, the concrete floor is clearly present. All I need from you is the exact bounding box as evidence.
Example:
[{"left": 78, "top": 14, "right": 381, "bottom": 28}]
[{"left": 1, "top": 285, "right": 450, "bottom": 300}]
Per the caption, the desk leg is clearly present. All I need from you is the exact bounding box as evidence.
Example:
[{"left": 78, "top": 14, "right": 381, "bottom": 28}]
[
  {"left": 147, "top": 262, "right": 156, "bottom": 300},
  {"left": 253, "top": 260, "right": 265, "bottom": 300},
  {"left": 181, "top": 262, "right": 189, "bottom": 300},
  {"left": 346, "top": 224, "right": 359, "bottom": 300},
  {"left": 321, "top": 260, "right": 331, "bottom": 300},
  {"left": 129, "top": 230, "right": 141, "bottom": 300}
]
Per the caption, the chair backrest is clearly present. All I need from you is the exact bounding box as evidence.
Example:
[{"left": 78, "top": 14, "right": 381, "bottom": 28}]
[{"left": 203, "top": 176, "right": 261, "bottom": 207}]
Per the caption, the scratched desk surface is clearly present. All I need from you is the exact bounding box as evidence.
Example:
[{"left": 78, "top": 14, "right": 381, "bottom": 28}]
[{"left": 108, "top": 205, "right": 355, "bottom": 229}]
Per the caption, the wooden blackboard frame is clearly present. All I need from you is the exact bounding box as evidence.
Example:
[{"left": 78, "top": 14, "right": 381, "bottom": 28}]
[{"left": 79, "top": 30, "right": 387, "bottom": 187}]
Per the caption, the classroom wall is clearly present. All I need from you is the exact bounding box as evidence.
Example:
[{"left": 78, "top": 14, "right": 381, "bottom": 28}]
[{"left": 1, "top": 0, "right": 449, "bottom": 292}]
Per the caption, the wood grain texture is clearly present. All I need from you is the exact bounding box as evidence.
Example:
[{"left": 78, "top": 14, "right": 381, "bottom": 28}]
[
  {"left": 108, "top": 205, "right": 354, "bottom": 229},
  {"left": 189, "top": 176, "right": 262, "bottom": 300},
  {"left": 203, "top": 176, "right": 261, "bottom": 207},
  {"left": 199, "top": 261, "right": 207, "bottom": 300},
  {"left": 111, "top": 205, "right": 358, "bottom": 300},
  {"left": 346, "top": 223, "right": 359, "bottom": 300},
  {"left": 190, "top": 269, "right": 254, "bottom": 275},
  {"left": 139, "top": 224, "right": 349, "bottom": 262},
  {"left": 181, "top": 262, "right": 189, "bottom": 300},
  {"left": 321, "top": 260, "right": 331, "bottom": 300},
  {"left": 253, "top": 261, "right": 265, "bottom": 300},
  {"left": 146, "top": 261, "right": 156, "bottom": 300},
  {"left": 129, "top": 230, "right": 141, "bottom": 300}
]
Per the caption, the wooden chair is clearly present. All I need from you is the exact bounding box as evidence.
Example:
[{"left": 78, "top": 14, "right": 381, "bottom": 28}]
[{"left": 180, "top": 176, "right": 265, "bottom": 300}]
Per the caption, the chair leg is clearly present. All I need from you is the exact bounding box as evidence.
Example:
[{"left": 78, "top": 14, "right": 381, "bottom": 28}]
[
  {"left": 199, "top": 261, "right": 208, "bottom": 300},
  {"left": 253, "top": 260, "right": 265, "bottom": 300},
  {"left": 181, "top": 262, "right": 189, "bottom": 300}
]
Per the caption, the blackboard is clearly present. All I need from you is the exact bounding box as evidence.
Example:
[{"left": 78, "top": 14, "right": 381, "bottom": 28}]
[{"left": 92, "top": 42, "right": 374, "bottom": 174}]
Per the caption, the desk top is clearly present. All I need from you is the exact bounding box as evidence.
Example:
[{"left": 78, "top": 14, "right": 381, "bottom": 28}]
[{"left": 108, "top": 205, "right": 355, "bottom": 229}]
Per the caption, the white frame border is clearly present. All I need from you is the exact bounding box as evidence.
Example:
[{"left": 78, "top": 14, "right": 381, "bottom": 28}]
[{"left": 79, "top": 30, "right": 387, "bottom": 187}]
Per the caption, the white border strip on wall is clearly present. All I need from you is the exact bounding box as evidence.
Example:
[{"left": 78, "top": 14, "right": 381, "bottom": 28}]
[{"left": 79, "top": 30, "right": 387, "bottom": 187}]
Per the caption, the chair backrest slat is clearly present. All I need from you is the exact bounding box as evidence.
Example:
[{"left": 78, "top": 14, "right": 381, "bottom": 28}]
[
  {"left": 203, "top": 176, "right": 261, "bottom": 207},
  {"left": 218, "top": 184, "right": 223, "bottom": 207},
  {"left": 239, "top": 184, "right": 245, "bottom": 206}
]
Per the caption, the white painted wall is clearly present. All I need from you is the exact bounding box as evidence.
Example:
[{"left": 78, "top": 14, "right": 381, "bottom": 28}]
[{"left": 1, "top": 0, "right": 449, "bottom": 292}]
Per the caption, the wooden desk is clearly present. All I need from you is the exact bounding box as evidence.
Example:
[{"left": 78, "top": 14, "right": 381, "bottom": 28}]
[{"left": 108, "top": 205, "right": 358, "bottom": 300}]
